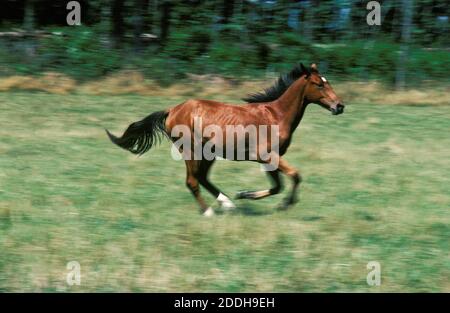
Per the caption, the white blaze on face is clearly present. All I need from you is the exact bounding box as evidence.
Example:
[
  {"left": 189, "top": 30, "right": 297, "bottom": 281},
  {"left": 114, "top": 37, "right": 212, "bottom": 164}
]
[{"left": 321, "top": 76, "right": 327, "bottom": 83}]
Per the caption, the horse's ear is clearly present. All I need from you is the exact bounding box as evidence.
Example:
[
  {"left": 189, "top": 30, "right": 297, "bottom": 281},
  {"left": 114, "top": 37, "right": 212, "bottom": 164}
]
[
  {"left": 310, "top": 63, "right": 319, "bottom": 73},
  {"left": 300, "top": 63, "right": 311, "bottom": 77}
]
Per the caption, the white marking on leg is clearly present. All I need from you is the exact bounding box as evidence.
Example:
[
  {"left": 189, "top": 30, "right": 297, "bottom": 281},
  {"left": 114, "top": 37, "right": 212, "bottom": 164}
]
[
  {"left": 253, "top": 189, "right": 271, "bottom": 198},
  {"left": 217, "top": 193, "right": 236, "bottom": 211},
  {"left": 203, "top": 207, "right": 215, "bottom": 217}
]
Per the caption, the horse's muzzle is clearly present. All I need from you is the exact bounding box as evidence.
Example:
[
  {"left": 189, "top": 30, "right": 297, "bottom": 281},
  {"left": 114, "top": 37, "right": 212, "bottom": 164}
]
[{"left": 331, "top": 103, "right": 345, "bottom": 115}]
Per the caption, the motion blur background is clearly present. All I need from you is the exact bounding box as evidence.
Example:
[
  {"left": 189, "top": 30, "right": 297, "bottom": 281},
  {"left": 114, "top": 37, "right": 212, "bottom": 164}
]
[
  {"left": 0, "top": 0, "right": 448, "bottom": 87},
  {"left": 0, "top": 1, "right": 449, "bottom": 292}
]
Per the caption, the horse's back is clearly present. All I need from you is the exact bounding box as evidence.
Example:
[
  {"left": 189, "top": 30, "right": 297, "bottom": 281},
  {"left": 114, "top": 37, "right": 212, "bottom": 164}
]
[{"left": 166, "top": 98, "right": 275, "bottom": 134}]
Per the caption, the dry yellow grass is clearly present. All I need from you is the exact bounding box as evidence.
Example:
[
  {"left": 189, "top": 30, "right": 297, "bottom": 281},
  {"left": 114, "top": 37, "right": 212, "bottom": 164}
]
[
  {"left": 332, "top": 81, "right": 449, "bottom": 106},
  {"left": 0, "top": 71, "right": 448, "bottom": 105},
  {"left": 0, "top": 72, "right": 76, "bottom": 94}
]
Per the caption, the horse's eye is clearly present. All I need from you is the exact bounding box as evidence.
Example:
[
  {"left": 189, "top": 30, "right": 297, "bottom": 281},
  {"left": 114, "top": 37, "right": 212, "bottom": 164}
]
[{"left": 317, "top": 85, "right": 324, "bottom": 90}]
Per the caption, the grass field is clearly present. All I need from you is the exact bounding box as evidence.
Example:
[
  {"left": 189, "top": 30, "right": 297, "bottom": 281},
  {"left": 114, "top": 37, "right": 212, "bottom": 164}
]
[{"left": 0, "top": 91, "right": 449, "bottom": 292}]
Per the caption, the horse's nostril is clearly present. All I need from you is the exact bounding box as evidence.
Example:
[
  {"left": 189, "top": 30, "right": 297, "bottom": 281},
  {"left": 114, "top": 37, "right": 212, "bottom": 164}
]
[{"left": 333, "top": 104, "right": 344, "bottom": 114}]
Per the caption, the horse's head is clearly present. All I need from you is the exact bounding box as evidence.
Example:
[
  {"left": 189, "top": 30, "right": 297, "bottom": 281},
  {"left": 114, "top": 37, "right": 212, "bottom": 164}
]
[{"left": 301, "top": 63, "right": 345, "bottom": 115}]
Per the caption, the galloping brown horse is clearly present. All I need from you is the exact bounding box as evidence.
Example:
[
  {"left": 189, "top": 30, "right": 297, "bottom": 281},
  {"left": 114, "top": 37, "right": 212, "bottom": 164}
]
[{"left": 106, "top": 63, "right": 344, "bottom": 216}]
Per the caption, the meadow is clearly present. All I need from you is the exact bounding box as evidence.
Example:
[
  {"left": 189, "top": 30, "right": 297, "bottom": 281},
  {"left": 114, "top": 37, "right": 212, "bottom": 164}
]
[{"left": 0, "top": 91, "right": 448, "bottom": 292}]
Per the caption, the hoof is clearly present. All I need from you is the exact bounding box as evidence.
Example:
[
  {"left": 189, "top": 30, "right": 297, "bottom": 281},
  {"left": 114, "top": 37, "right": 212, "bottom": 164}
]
[
  {"left": 217, "top": 193, "right": 236, "bottom": 211},
  {"left": 276, "top": 198, "right": 297, "bottom": 211},
  {"left": 203, "top": 207, "right": 215, "bottom": 217},
  {"left": 276, "top": 203, "right": 290, "bottom": 211},
  {"left": 221, "top": 201, "right": 236, "bottom": 211}
]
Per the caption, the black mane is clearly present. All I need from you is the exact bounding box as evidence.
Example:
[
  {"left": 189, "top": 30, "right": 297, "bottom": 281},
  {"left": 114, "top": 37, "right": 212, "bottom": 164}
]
[{"left": 243, "top": 64, "right": 306, "bottom": 103}]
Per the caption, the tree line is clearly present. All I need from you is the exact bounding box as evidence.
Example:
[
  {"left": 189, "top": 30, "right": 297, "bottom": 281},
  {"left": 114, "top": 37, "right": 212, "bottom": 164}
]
[{"left": 0, "top": 0, "right": 448, "bottom": 86}]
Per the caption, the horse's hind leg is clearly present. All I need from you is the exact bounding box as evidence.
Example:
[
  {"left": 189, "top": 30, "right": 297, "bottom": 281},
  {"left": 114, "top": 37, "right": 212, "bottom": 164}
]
[
  {"left": 185, "top": 160, "right": 214, "bottom": 216},
  {"left": 236, "top": 169, "right": 282, "bottom": 200},
  {"left": 197, "top": 159, "right": 236, "bottom": 211},
  {"left": 277, "top": 158, "right": 301, "bottom": 210}
]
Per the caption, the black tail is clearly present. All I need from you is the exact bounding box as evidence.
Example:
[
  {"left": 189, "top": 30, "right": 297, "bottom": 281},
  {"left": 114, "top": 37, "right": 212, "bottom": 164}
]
[{"left": 106, "top": 110, "right": 169, "bottom": 155}]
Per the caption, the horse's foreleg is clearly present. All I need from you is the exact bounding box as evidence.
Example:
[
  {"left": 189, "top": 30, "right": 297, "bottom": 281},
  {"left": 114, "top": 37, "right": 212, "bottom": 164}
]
[
  {"left": 236, "top": 169, "right": 282, "bottom": 200},
  {"left": 277, "top": 158, "right": 301, "bottom": 210}
]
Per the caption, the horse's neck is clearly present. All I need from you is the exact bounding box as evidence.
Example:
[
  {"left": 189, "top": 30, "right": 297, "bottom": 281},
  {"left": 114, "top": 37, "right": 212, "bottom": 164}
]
[{"left": 274, "top": 77, "right": 308, "bottom": 133}]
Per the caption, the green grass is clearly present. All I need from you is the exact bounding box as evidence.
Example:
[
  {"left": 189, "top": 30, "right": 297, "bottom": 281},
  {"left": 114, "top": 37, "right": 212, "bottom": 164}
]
[{"left": 0, "top": 91, "right": 449, "bottom": 292}]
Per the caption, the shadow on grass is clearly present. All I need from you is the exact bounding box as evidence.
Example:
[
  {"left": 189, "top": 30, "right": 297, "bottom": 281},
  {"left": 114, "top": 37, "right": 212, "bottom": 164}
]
[
  {"left": 301, "top": 215, "right": 324, "bottom": 221},
  {"left": 216, "top": 201, "right": 326, "bottom": 218},
  {"left": 235, "top": 202, "right": 277, "bottom": 216},
  {"left": 216, "top": 202, "right": 275, "bottom": 216}
]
